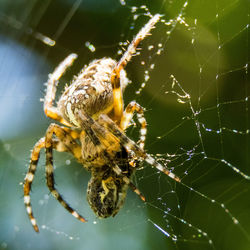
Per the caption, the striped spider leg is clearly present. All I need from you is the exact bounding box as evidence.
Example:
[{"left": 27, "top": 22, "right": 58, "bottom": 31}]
[
  {"left": 23, "top": 126, "right": 86, "bottom": 232},
  {"left": 111, "top": 14, "right": 161, "bottom": 123},
  {"left": 98, "top": 114, "right": 181, "bottom": 183},
  {"left": 43, "top": 53, "right": 78, "bottom": 127}
]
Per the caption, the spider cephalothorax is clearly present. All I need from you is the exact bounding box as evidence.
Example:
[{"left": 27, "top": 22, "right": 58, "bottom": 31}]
[{"left": 23, "top": 14, "right": 180, "bottom": 233}]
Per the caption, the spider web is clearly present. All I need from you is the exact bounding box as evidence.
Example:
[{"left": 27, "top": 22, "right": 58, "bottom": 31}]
[{"left": 0, "top": 0, "right": 249, "bottom": 250}]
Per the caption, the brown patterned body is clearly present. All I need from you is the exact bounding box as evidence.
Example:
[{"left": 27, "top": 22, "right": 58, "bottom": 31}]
[{"left": 58, "top": 58, "right": 128, "bottom": 126}]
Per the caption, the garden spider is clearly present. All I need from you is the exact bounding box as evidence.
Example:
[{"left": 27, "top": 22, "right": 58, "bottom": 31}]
[{"left": 23, "top": 14, "right": 180, "bottom": 232}]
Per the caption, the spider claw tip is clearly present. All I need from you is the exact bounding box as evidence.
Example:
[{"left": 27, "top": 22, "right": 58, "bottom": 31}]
[{"left": 79, "top": 217, "right": 87, "bottom": 223}]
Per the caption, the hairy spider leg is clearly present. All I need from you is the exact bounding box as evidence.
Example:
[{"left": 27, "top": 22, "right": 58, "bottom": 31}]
[
  {"left": 98, "top": 114, "right": 181, "bottom": 183},
  {"left": 44, "top": 124, "right": 87, "bottom": 229},
  {"left": 120, "top": 101, "right": 147, "bottom": 149},
  {"left": 112, "top": 164, "right": 145, "bottom": 201},
  {"left": 24, "top": 138, "right": 44, "bottom": 232},
  {"left": 44, "top": 53, "right": 78, "bottom": 126},
  {"left": 77, "top": 111, "right": 146, "bottom": 201},
  {"left": 23, "top": 132, "right": 82, "bottom": 232},
  {"left": 111, "top": 14, "right": 161, "bottom": 123}
]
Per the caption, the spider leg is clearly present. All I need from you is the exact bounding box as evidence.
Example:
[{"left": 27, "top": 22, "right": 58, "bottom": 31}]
[
  {"left": 111, "top": 14, "right": 160, "bottom": 122},
  {"left": 24, "top": 138, "right": 45, "bottom": 232},
  {"left": 76, "top": 111, "right": 146, "bottom": 201},
  {"left": 23, "top": 133, "right": 82, "bottom": 232},
  {"left": 112, "top": 164, "right": 145, "bottom": 201},
  {"left": 121, "top": 101, "right": 147, "bottom": 149},
  {"left": 44, "top": 53, "right": 78, "bottom": 126},
  {"left": 44, "top": 124, "right": 87, "bottom": 228},
  {"left": 98, "top": 114, "right": 181, "bottom": 183}
]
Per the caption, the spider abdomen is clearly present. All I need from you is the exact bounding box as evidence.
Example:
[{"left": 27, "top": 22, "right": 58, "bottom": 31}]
[
  {"left": 87, "top": 174, "right": 128, "bottom": 218},
  {"left": 58, "top": 58, "right": 128, "bottom": 127},
  {"left": 87, "top": 148, "right": 135, "bottom": 218}
]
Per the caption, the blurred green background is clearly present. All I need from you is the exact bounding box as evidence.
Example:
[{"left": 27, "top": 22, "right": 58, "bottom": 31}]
[{"left": 0, "top": 0, "right": 249, "bottom": 250}]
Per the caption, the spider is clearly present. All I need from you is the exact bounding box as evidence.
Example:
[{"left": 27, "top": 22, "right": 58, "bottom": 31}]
[{"left": 23, "top": 14, "right": 180, "bottom": 232}]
